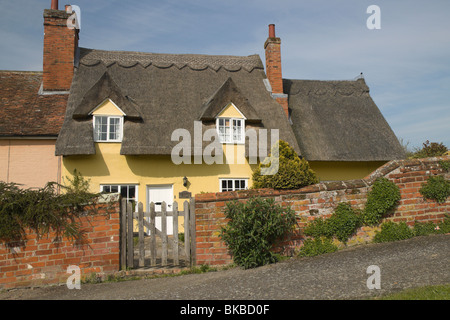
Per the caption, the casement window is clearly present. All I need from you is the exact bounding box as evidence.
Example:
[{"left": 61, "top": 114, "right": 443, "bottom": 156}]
[
  {"left": 101, "top": 184, "right": 137, "bottom": 208},
  {"left": 216, "top": 118, "right": 244, "bottom": 144},
  {"left": 93, "top": 116, "right": 123, "bottom": 142},
  {"left": 220, "top": 178, "right": 248, "bottom": 192}
]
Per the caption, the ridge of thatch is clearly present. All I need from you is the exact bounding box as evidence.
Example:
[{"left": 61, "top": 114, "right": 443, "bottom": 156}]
[{"left": 78, "top": 48, "right": 264, "bottom": 72}]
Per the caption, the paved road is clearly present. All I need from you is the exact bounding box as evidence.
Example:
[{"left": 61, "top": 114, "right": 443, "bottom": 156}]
[{"left": 1, "top": 234, "right": 449, "bottom": 301}]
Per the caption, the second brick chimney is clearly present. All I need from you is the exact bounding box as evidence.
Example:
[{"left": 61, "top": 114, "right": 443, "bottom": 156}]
[
  {"left": 264, "top": 24, "right": 288, "bottom": 117},
  {"left": 43, "top": 0, "right": 78, "bottom": 92}
]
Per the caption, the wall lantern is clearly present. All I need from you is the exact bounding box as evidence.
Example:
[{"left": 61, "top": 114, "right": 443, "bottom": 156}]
[{"left": 183, "top": 176, "right": 188, "bottom": 187}]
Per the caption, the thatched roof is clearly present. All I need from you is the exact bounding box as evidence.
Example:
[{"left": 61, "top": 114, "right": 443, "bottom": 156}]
[
  {"left": 55, "top": 48, "right": 299, "bottom": 156},
  {"left": 55, "top": 47, "right": 404, "bottom": 162},
  {"left": 198, "top": 77, "right": 261, "bottom": 123},
  {"left": 284, "top": 78, "right": 405, "bottom": 161}
]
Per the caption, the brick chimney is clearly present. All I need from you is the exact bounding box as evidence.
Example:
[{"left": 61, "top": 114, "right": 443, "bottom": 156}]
[
  {"left": 43, "top": 0, "right": 78, "bottom": 92},
  {"left": 264, "top": 24, "right": 288, "bottom": 117}
]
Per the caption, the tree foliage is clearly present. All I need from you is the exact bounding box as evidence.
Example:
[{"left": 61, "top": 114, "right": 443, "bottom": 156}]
[
  {"left": 252, "top": 140, "right": 318, "bottom": 189},
  {"left": 0, "top": 170, "right": 98, "bottom": 246},
  {"left": 361, "top": 177, "right": 401, "bottom": 226},
  {"left": 219, "top": 197, "right": 296, "bottom": 269},
  {"left": 410, "top": 140, "right": 448, "bottom": 159}
]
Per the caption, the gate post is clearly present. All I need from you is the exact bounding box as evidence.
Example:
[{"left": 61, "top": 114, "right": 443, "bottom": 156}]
[
  {"left": 189, "top": 197, "right": 196, "bottom": 267},
  {"left": 127, "top": 201, "right": 134, "bottom": 269},
  {"left": 120, "top": 198, "right": 127, "bottom": 270}
]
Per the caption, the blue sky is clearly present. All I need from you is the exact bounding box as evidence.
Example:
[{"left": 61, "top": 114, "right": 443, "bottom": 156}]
[{"left": 1, "top": 0, "right": 449, "bottom": 150}]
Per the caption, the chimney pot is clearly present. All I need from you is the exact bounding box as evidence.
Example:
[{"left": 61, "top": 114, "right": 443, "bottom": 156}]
[
  {"left": 268, "top": 24, "right": 276, "bottom": 38},
  {"left": 65, "top": 5, "right": 72, "bottom": 13},
  {"left": 51, "top": 0, "right": 58, "bottom": 10}
]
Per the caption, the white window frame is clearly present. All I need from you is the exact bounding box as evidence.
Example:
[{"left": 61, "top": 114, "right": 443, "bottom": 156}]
[
  {"left": 100, "top": 184, "right": 138, "bottom": 210},
  {"left": 216, "top": 117, "right": 245, "bottom": 144},
  {"left": 219, "top": 178, "right": 248, "bottom": 192},
  {"left": 93, "top": 115, "right": 124, "bottom": 142}
]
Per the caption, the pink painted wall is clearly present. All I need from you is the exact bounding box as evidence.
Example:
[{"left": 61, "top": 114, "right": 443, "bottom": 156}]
[{"left": 0, "top": 139, "right": 61, "bottom": 189}]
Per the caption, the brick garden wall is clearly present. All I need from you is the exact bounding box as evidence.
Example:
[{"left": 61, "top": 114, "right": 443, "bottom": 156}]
[
  {"left": 194, "top": 156, "right": 450, "bottom": 266},
  {"left": 0, "top": 194, "right": 121, "bottom": 290}
]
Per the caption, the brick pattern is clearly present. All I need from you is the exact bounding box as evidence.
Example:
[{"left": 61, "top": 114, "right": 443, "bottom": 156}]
[
  {"left": 43, "top": 9, "right": 78, "bottom": 92},
  {"left": 194, "top": 156, "right": 450, "bottom": 266},
  {"left": 0, "top": 200, "right": 121, "bottom": 290},
  {"left": 264, "top": 37, "right": 283, "bottom": 94},
  {"left": 265, "top": 36, "right": 289, "bottom": 117}
]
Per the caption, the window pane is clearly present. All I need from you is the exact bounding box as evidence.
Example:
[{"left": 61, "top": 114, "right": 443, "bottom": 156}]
[
  {"left": 128, "top": 186, "right": 136, "bottom": 200},
  {"left": 94, "top": 116, "right": 108, "bottom": 141},
  {"left": 109, "top": 117, "right": 121, "bottom": 141},
  {"left": 233, "top": 119, "right": 242, "bottom": 142},
  {"left": 120, "top": 186, "right": 128, "bottom": 199}
]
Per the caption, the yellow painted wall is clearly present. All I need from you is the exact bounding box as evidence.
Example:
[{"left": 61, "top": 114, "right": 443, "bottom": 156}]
[
  {"left": 309, "top": 161, "right": 387, "bottom": 181},
  {"left": 217, "top": 103, "right": 245, "bottom": 119},
  {"left": 91, "top": 99, "right": 125, "bottom": 116},
  {"left": 62, "top": 143, "right": 256, "bottom": 209},
  {"left": 62, "top": 143, "right": 256, "bottom": 232}
]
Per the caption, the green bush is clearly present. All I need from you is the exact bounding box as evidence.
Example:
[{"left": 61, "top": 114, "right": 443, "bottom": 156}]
[
  {"left": 439, "top": 160, "right": 450, "bottom": 172},
  {"left": 252, "top": 140, "right": 318, "bottom": 190},
  {"left": 373, "top": 221, "right": 415, "bottom": 243},
  {"left": 328, "top": 203, "right": 362, "bottom": 243},
  {"left": 419, "top": 175, "right": 450, "bottom": 204},
  {"left": 413, "top": 215, "right": 450, "bottom": 236},
  {"left": 362, "top": 178, "right": 401, "bottom": 226},
  {"left": 298, "top": 237, "right": 338, "bottom": 257},
  {"left": 0, "top": 171, "right": 98, "bottom": 245},
  {"left": 303, "top": 217, "right": 334, "bottom": 239},
  {"left": 413, "top": 221, "right": 440, "bottom": 236},
  {"left": 374, "top": 216, "right": 449, "bottom": 243},
  {"left": 410, "top": 140, "right": 448, "bottom": 159},
  {"left": 219, "top": 197, "right": 296, "bottom": 269},
  {"left": 303, "top": 203, "right": 361, "bottom": 244}
]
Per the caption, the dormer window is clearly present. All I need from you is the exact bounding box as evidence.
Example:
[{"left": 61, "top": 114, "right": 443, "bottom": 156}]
[
  {"left": 217, "top": 118, "right": 244, "bottom": 144},
  {"left": 90, "top": 98, "right": 125, "bottom": 143},
  {"left": 93, "top": 115, "right": 123, "bottom": 142},
  {"left": 215, "top": 102, "right": 246, "bottom": 144}
]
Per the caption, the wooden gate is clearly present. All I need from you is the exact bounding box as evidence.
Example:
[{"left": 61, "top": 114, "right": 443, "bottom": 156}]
[{"left": 120, "top": 198, "right": 196, "bottom": 269}]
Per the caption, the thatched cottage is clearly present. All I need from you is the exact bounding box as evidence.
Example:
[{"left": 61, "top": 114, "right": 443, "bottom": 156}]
[{"left": 1, "top": 2, "right": 404, "bottom": 217}]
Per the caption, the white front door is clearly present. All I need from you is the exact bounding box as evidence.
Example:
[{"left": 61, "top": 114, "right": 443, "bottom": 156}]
[{"left": 148, "top": 185, "right": 174, "bottom": 235}]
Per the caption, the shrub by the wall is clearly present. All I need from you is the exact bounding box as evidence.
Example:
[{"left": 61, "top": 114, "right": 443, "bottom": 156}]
[
  {"left": 304, "top": 202, "right": 361, "bottom": 244},
  {"left": 419, "top": 175, "right": 450, "bottom": 204},
  {"left": 219, "top": 197, "right": 296, "bottom": 269},
  {"left": 0, "top": 178, "right": 98, "bottom": 246},
  {"left": 373, "top": 221, "right": 415, "bottom": 243},
  {"left": 298, "top": 237, "right": 338, "bottom": 257},
  {"left": 252, "top": 140, "right": 318, "bottom": 190},
  {"left": 374, "top": 215, "right": 449, "bottom": 243},
  {"left": 361, "top": 177, "right": 401, "bottom": 226}
]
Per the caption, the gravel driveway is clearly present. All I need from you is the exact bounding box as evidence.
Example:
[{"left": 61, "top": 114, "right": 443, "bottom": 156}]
[{"left": 1, "top": 234, "right": 448, "bottom": 302}]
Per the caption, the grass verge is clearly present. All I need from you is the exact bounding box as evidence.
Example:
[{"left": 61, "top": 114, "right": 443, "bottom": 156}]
[{"left": 372, "top": 284, "right": 450, "bottom": 300}]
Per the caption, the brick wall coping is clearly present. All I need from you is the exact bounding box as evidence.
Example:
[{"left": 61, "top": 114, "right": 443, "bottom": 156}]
[{"left": 195, "top": 156, "right": 450, "bottom": 203}]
